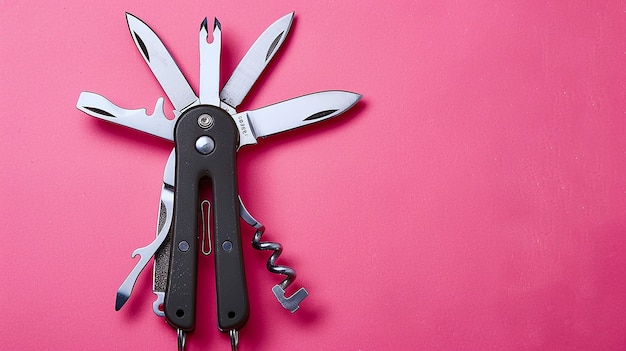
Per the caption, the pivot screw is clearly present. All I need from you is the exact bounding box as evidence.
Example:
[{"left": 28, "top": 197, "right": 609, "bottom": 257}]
[{"left": 198, "top": 114, "right": 214, "bottom": 129}]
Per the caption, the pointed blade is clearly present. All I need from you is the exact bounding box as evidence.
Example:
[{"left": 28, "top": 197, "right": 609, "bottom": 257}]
[
  {"left": 220, "top": 12, "right": 295, "bottom": 109},
  {"left": 199, "top": 17, "right": 222, "bottom": 106},
  {"left": 126, "top": 12, "right": 198, "bottom": 112},
  {"left": 236, "top": 91, "right": 361, "bottom": 147}
]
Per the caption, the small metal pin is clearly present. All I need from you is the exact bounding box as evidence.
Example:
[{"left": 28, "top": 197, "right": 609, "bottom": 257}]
[
  {"left": 177, "top": 329, "right": 186, "bottom": 351},
  {"left": 201, "top": 200, "right": 212, "bottom": 255},
  {"left": 222, "top": 240, "right": 233, "bottom": 252},
  {"left": 229, "top": 329, "right": 239, "bottom": 351},
  {"left": 178, "top": 241, "right": 190, "bottom": 252}
]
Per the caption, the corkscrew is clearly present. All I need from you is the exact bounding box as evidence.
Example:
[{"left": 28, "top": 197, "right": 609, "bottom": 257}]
[{"left": 239, "top": 199, "right": 309, "bottom": 312}]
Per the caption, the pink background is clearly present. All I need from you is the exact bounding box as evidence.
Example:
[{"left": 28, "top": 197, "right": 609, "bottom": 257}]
[{"left": 2, "top": 1, "right": 625, "bottom": 350}]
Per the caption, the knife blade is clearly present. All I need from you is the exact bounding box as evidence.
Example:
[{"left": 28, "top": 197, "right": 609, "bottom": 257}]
[
  {"left": 220, "top": 12, "right": 294, "bottom": 109},
  {"left": 234, "top": 90, "right": 361, "bottom": 147},
  {"left": 126, "top": 12, "right": 198, "bottom": 113}
]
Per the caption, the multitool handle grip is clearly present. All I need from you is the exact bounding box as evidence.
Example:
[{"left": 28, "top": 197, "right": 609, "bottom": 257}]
[{"left": 165, "top": 105, "right": 249, "bottom": 332}]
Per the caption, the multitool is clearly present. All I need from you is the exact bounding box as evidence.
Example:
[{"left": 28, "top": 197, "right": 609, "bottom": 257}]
[{"left": 76, "top": 12, "right": 360, "bottom": 350}]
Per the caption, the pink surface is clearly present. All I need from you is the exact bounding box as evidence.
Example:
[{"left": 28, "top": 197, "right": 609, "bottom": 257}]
[{"left": 1, "top": 1, "right": 625, "bottom": 350}]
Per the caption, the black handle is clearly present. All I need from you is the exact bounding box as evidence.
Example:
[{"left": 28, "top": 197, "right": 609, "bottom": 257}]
[{"left": 164, "top": 105, "right": 249, "bottom": 332}]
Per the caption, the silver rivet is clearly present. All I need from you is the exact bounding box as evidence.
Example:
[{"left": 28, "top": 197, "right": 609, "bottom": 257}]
[
  {"left": 198, "top": 114, "right": 214, "bottom": 129},
  {"left": 222, "top": 240, "right": 233, "bottom": 252},
  {"left": 195, "top": 136, "right": 215, "bottom": 155},
  {"left": 178, "top": 241, "right": 190, "bottom": 252}
]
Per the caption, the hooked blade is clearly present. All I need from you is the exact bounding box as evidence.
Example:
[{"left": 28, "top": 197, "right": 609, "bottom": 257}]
[
  {"left": 115, "top": 149, "right": 175, "bottom": 312},
  {"left": 220, "top": 12, "right": 294, "bottom": 109},
  {"left": 152, "top": 149, "right": 176, "bottom": 317},
  {"left": 77, "top": 92, "right": 175, "bottom": 141},
  {"left": 235, "top": 91, "right": 361, "bottom": 147},
  {"left": 126, "top": 13, "right": 198, "bottom": 113}
]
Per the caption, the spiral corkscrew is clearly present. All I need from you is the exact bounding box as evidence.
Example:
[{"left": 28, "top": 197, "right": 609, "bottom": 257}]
[{"left": 238, "top": 198, "right": 309, "bottom": 312}]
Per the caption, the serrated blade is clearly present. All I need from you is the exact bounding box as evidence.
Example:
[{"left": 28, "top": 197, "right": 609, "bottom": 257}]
[
  {"left": 126, "top": 12, "right": 198, "bottom": 112},
  {"left": 220, "top": 12, "right": 294, "bottom": 109},
  {"left": 235, "top": 91, "right": 361, "bottom": 146}
]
